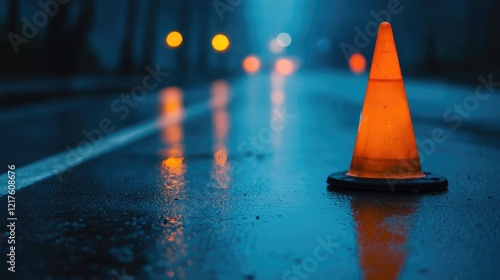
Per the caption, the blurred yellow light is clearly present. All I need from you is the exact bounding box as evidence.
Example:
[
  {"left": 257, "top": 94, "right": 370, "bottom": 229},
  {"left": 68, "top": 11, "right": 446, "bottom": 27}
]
[
  {"left": 275, "top": 58, "right": 295, "bottom": 75},
  {"left": 212, "top": 34, "right": 230, "bottom": 52},
  {"left": 166, "top": 31, "right": 183, "bottom": 48},
  {"left": 242, "top": 55, "right": 261, "bottom": 74}
]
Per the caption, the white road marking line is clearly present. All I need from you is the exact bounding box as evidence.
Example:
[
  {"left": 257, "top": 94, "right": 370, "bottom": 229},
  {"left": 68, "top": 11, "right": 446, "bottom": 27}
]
[{"left": 0, "top": 101, "right": 210, "bottom": 196}]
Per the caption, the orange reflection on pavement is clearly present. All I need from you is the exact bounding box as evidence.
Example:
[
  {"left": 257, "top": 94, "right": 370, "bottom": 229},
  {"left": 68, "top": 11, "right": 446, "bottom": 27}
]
[
  {"left": 210, "top": 79, "right": 230, "bottom": 110},
  {"left": 270, "top": 71, "right": 286, "bottom": 148},
  {"left": 158, "top": 87, "right": 188, "bottom": 279},
  {"left": 160, "top": 87, "right": 183, "bottom": 116},
  {"left": 162, "top": 148, "right": 184, "bottom": 173},
  {"left": 351, "top": 199, "right": 415, "bottom": 280},
  {"left": 210, "top": 80, "right": 231, "bottom": 189},
  {"left": 213, "top": 109, "right": 229, "bottom": 141},
  {"left": 271, "top": 72, "right": 285, "bottom": 92},
  {"left": 214, "top": 146, "right": 228, "bottom": 167},
  {"left": 160, "top": 87, "right": 184, "bottom": 144},
  {"left": 158, "top": 87, "right": 186, "bottom": 193},
  {"left": 271, "top": 90, "right": 285, "bottom": 105},
  {"left": 161, "top": 214, "right": 187, "bottom": 279}
]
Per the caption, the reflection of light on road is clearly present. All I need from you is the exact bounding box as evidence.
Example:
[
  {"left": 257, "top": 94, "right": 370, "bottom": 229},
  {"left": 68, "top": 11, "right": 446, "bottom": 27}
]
[
  {"left": 158, "top": 87, "right": 187, "bottom": 278},
  {"left": 351, "top": 199, "right": 415, "bottom": 280},
  {"left": 212, "top": 34, "right": 230, "bottom": 52},
  {"left": 166, "top": 31, "right": 183, "bottom": 48},
  {"left": 276, "top": 32, "right": 292, "bottom": 47},
  {"left": 349, "top": 52, "right": 367, "bottom": 75},
  {"left": 213, "top": 110, "right": 229, "bottom": 140},
  {"left": 159, "top": 87, "right": 186, "bottom": 192},
  {"left": 162, "top": 148, "right": 183, "bottom": 170},
  {"left": 210, "top": 80, "right": 229, "bottom": 109},
  {"left": 242, "top": 55, "right": 261, "bottom": 74},
  {"left": 162, "top": 125, "right": 182, "bottom": 144},
  {"left": 271, "top": 90, "right": 285, "bottom": 104},
  {"left": 161, "top": 87, "right": 183, "bottom": 113},
  {"left": 271, "top": 71, "right": 285, "bottom": 90},
  {"left": 161, "top": 214, "right": 186, "bottom": 279},
  {"left": 274, "top": 58, "right": 295, "bottom": 76},
  {"left": 270, "top": 71, "right": 286, "bottom": 147},
  {"left": 271, "top": 72, "right": 285, "bottom": 104},
  {"left": 160, "top": 87, "right": 184, "bottom": 144},
  {"left": 214, "top": 147, "right": 228, "bottom": 167},
  {"left": 210, "top": 80, "right": 231, "bottom": 189},
  {"left": 269, "top": 39, "right": 284, "bottom": 54}
]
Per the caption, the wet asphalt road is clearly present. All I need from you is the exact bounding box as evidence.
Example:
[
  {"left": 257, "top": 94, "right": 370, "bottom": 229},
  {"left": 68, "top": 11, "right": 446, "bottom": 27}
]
[{"left": 1, "top": 70, "right": 499, "bottom": 279}]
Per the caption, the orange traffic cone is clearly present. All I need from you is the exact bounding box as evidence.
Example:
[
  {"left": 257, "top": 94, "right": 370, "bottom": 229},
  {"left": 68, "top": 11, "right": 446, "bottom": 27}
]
[{"left": 327, "top": 22, "right": 447, "bottom": 192}]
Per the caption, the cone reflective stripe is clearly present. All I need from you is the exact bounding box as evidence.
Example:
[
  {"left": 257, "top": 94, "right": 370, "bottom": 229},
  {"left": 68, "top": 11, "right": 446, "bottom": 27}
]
[
  {"left": 327, "top": 22, "right": 447, "bottom": 192},
  {"left": 348, "top": 22, "right": 424, "bottom": 179}
]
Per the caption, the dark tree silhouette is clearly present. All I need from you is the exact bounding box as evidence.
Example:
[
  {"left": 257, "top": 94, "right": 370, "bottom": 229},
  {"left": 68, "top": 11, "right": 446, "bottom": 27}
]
[
  {"left": 176, "top": 1, "right": 191, "bottom": 74},
  {"left": 485, "top": 0, "right": 500, "bottom": 70},
  {"left": 1, "top": 0, "right": 21, "bottom": 74},
  {"left": 7, "top": 0, "right": 19, "bottom": 35},
  {"left": 142, "top": 0, "right": 159, "bottom": 68},
  {"left": 44, "top": 1, "right": 94, "bottom": 75},
  {"left": 196, "top": 0, "right": 211, "bottom": 72},
  {"left": 119, "top": 0, "right": 139, "bottom": 74}
]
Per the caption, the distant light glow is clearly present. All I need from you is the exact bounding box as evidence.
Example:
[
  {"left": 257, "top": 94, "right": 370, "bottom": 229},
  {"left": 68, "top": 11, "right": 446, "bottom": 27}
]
[
  {"left": 274, "top": 58, "right": 295, "bottom": 75},
  {"left": 242, "top": 55, "right": 261, "bottom": 74},
  {"left": 276, "top": 33, "right": 292, "bottom": 47},
  {"left": 349, "top": 52, "right": 367, "bottom": 75},
  {"left": 269, "top": 39, "right": 284, "bottom": 54},
  {"left": 212, "top": 34, "right": 230, "bottom": 52},
  {"left": 166, "top": 31, "right": 183, "bottom": 48},
  {"left": 271, "top": 90, "right": 285, "bottom": 104}
]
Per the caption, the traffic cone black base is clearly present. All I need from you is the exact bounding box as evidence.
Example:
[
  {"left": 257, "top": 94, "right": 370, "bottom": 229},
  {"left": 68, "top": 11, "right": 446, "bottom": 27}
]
[{"left": 327, "top": 171, "right": 448, "bottom": 193}]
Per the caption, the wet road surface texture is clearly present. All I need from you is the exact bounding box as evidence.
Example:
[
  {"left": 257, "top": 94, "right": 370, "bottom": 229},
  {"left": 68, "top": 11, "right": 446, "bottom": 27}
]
[{"left": 1, "top": 70, "right": 499, "bottom": 279}]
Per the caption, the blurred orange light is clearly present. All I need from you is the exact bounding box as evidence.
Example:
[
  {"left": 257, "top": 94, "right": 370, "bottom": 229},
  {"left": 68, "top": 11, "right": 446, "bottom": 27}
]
[
  {"left": 212, "top": 34, "right": 230, "bottom": 52},
  {"left": 242, "top": 55, "right": 261, "bottom": 74},
  {"left": 349, "top": 52, "right": 367, "bottom": 75},
  {"left": 166, "top": 31, "right": 183, "bottom": 48},
  {"left": 275, "top": 58, "right": 295, "bottom": 75}
]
